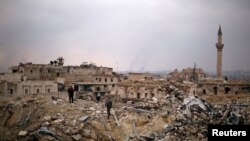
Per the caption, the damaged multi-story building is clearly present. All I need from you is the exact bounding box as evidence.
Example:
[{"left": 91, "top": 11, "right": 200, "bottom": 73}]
[{"left": 0, "top": 57, "right": 119, "bottom": 97}]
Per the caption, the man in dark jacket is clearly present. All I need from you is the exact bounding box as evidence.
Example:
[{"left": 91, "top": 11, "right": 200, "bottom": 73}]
[
  {"left": 68, "top": 86, "right": 74, "bottom": 103},
  {"left": 105, "top": 97, "right": 112, "bottom": 120}
]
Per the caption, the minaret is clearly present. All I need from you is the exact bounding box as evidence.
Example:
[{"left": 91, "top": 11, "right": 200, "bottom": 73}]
[{"left": 216, "top": 25, "right": 224, "bottom": 79}]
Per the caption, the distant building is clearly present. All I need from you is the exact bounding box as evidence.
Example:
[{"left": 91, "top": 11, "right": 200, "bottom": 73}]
[
  {"left": 167, "top": 67, "right": 206, "bottom": 82},
  {"left": 197, "top": 80, "right": 250, "bottom": 95},
  {"left": 8, "top": 61, "right": 116, "bottom": 82},
  {"left": 128, "top": 72, "right": 153, "bottom": 81}
]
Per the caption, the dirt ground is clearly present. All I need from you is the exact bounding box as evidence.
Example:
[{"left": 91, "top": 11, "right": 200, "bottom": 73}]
[{"left": 0, "top": 91, "right": 249, "bottom": 141}]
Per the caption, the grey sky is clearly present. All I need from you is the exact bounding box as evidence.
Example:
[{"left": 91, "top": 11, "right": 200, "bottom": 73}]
[{"left": 0, "top": 0, "right": 250, "bottom": 72}]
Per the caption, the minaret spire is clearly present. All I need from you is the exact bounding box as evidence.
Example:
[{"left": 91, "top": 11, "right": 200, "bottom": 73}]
[
  {"left": 218, "top": 24, "right": 222, "bottom": 35},
  {"left": 216, "top": 25, "right": 224, "bottom": 79}
]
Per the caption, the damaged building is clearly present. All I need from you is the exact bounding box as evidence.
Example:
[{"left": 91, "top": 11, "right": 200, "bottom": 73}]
[
  {"left": 73, "top": 74, "right": 118, "bottom": 99},
  {"left": 167, "top": 67, "right": 207, "bottom": 82},
  {"left": 113, "top": 81, "right": 167, "bottom": 100},
  {"left": 1, "top": 58, "right": 119, "bottom": 98},
  {"left": 110, "top": 72, "right": 169, "bottom": 101},
  {"left": 196, "top": 80, "right": 250, "bottom": 95}
]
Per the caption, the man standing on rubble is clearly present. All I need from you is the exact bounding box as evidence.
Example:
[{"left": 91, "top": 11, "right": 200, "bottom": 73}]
[
  {"left": 105, "top": 97, "right": 112, "bottom": 120},
  {"left": 68, "top": 86, "right": 74, "bottom": 103}
]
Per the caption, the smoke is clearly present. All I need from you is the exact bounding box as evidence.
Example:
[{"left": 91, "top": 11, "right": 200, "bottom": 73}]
[{"left": 129, "top": 49, "right": 150, "bottom": 72}]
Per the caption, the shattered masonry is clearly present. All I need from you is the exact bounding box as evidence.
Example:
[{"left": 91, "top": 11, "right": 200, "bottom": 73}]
[{"left": 0, "top": 83, "right": 249, "bottom": 141}]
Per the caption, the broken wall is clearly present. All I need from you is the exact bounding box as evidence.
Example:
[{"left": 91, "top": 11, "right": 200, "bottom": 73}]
[
  {"left": 115, "top": 84, "right": 167, "bottom": 100},
  {"left": 0, "top": 73, "right": 22, "bottom": 82},
  {"left": 17, "top": 81, "right": 58, "bottom": 95}
]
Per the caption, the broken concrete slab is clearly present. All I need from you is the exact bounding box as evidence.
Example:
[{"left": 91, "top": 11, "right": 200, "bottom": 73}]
[
  {"left": 38, "top": 127, "right": 56, "bottom": 137},
  {"left": 52, "top": 118, "right": 64, "bottom": 124},
  {"left": 43, "top": 116, "right": 51, "bottom": 121},
  {"left": 72, "top": 134, "right": 81, "bottom": 141},
  {"left": 139, "top": 135, "right": 154, "bottom": 141},
  {"left": 183, "top": 96, "right": 212, "bottom": 115},
  {"left": 78, "top": 115, "right": 89, "bottom": 122},
  {"left": 161, "top": 111, "right": 169, "bottom": 118},
  {"left": 18, "top": 130, "right": 28, "bottom": 136}
]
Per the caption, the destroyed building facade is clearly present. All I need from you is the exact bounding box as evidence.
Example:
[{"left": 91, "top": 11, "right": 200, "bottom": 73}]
[
  {"left": 0, "top": 59, "right": 118, "bottom": 97},
  {"left": 110, "top": 72, "right": 168, "bottom": 100}
]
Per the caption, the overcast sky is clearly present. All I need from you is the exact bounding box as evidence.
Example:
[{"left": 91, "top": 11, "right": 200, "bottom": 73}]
[{"left": 0, "top": 0, "right": 249, "bottom": 72}]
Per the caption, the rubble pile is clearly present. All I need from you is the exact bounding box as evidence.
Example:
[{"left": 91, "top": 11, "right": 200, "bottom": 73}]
[
  {"left": 0, "top": 85, "right": 249, "bottom": 141},
  {"left": 123, "top": 86, "right": 250, "bottom": 141},
  {"left": 0, "top": 95, "right": 111, "bottom": 141}
]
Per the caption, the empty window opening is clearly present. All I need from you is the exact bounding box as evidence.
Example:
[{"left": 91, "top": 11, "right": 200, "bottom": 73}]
[
  {"left": 25, "top": 89, "right": 28, "bottom": 94},
  {"left": 224, "top": 87, "right": 230, "bottom": 94},
  {"left": 137, "top": 93, "right": 140, "bottom": 99},
  {"left": 74, "top": 85, "right": 79, "bottom": 91},
  {"left": 96, "top": 87, "right": 100, "bottom": 91},
  {"left": 213, "top": 87, "right": 217, "bottom": 95},
  {"left": 12, "top": 69, "right": 18, "bottom": 73},
  {"left": 203, "top": 89, "right": 206, "bottom": 94}
]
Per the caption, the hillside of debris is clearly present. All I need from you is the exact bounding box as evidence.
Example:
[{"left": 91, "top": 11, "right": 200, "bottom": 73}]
[{"left": 0, "top": 86, "right": 250, "bottom": 141}]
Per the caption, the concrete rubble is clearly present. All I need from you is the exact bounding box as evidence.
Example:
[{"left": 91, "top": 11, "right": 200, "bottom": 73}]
[{"left": 0, "top": 85, "right": 249, "bottom": 141}]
